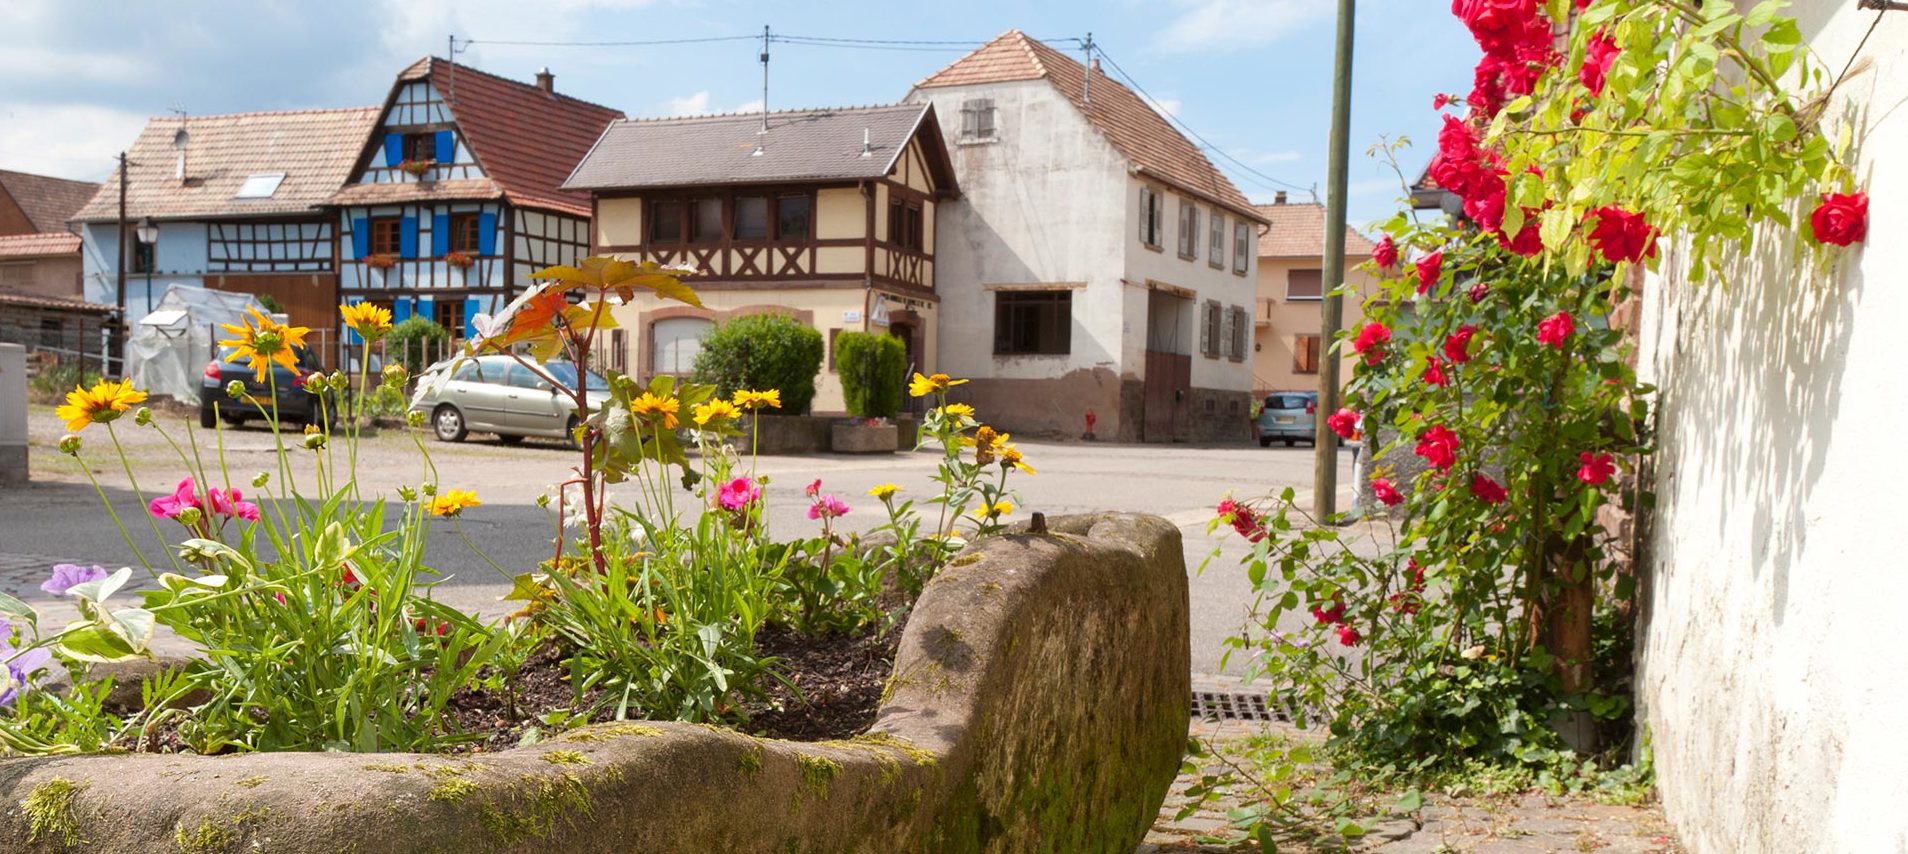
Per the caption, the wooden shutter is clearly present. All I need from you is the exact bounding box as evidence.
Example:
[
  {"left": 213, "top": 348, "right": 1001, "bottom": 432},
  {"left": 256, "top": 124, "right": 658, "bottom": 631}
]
[
  {"left": 434, "top": 130, "right": 455, "bottom": 163},
  {"left": 351, "top": 218, "right": 370, "bottom": 259},
  {"left": 383, "top": 134, "right": 403, "bottom": 167},
  {"left": 477, "top": 212, "right": 498, "bottom": 255},
  {"left": 433, "top": 213, "right": 450, "bottom": 256},
  {"left": 399, "top": 216, "right": 419, "bottom": 258}
]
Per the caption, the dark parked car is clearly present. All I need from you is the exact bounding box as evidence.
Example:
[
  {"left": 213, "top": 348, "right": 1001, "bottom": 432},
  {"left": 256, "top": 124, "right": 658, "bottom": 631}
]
[
  {"left": 199, "top": 344, "right": 328, "bottom": 429},
  {"left": 1255, "top": 391, "right": 1318, "bottom": 447}
]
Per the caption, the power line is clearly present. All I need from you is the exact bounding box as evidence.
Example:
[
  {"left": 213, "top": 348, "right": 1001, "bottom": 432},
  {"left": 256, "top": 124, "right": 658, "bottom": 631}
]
[
  {"left": 1091, "top": 44, "right": 1312, "bottom": 195},
  {"left": 465, "top": 34, "right": 760, "bottom": 47}
]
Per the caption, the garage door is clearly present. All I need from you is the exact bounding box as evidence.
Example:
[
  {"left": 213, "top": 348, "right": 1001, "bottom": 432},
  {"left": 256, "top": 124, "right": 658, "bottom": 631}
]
[{"left": 651, "top": 317, "right": 712, "bottom": 375}]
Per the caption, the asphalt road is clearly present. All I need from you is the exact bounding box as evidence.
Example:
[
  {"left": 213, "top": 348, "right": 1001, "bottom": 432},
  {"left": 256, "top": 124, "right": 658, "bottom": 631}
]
[{"left": 3, "top": 404, "right": 1369, "bottom": 677}]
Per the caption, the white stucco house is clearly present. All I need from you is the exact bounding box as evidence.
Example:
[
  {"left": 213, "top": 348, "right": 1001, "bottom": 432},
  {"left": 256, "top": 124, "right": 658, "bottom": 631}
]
[{"left": 907, "top": 31, "right": 1266, "bottom": 442}]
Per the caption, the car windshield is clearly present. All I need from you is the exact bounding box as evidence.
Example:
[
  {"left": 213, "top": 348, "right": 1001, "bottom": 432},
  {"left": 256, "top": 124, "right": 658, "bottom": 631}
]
[
  {"left": 542, "top": 362, "right": 609, "bottom": 392},
  {"left": 1265, "top": 394, "right": 1314, "bottom": 411}
]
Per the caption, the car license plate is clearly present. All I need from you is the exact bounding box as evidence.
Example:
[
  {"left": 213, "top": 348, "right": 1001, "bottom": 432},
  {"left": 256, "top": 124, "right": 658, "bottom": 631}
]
[{"left": 1275, "top": 416, "right": 1296, "bottom": 424}]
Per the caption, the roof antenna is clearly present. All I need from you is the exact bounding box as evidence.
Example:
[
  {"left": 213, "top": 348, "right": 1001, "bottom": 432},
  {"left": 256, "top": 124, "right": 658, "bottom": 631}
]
[
  {"left": 860, "top": 128, "right": 872, "bottom": 157},
  {"left": 759, "top": 25, "right": 771, "bottom": 135},
  {"left": 1082, "top": 32, "right": 1094, "bottom": 106}
]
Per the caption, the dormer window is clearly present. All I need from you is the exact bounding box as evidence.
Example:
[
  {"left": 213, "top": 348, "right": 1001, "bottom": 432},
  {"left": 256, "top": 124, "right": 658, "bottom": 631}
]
[
  {"left": 403, "top": 133, "right": 436, "bottom": 163},
  {"left": 960, "top": 98, "right": 996, "bottom": 139}
]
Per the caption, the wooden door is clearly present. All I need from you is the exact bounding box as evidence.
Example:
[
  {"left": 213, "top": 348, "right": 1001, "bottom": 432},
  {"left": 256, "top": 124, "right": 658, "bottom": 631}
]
[{"left": 1143, "top": 349, "right": 1191, "bottom": 443}]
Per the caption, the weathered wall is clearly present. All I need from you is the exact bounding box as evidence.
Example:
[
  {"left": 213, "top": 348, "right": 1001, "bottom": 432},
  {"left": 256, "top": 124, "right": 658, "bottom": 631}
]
[
  {"left": 1251, "top": 256, "right": 1376, "bottom": 395},
  {"left": 0, "top": 255, "right": 82, "bottom": 300},
  {"left": 1632, "top": 6, "right": 1908, "bottom": 852},
  {"left": 0, "top": 513, "right": 1189, "bottom": 853}
]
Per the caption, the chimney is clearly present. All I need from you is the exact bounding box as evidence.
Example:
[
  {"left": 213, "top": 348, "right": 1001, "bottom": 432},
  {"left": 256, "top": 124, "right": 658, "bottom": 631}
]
[
  {"left": 860, "top": 128, "right": 873, "bottom": 158},
  {"left": 1274, "top": 190, "right": 1288, "bottom": 205},
  {"left": 1090, "top": 58, "right": 1101, "bottom": 74},
  {"left": 536, "top": 67, "right": 554, "bottom": 94}
]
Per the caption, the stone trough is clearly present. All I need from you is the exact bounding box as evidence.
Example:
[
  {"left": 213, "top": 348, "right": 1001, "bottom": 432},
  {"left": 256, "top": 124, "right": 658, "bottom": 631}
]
[{"left": 0, "top": 513, "right": 1190, "bottom": 853}]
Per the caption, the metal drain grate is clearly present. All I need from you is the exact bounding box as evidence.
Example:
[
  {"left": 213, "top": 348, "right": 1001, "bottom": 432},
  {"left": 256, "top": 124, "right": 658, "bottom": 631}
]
[{"left": 1190, "top": 689, "right": 1306, "bottom": 724}]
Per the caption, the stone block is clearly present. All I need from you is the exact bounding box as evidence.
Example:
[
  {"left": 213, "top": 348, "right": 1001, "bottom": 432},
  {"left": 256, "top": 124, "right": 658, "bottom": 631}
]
[{"left": 830, "top": 421, "right": 897, "bottom": 454}]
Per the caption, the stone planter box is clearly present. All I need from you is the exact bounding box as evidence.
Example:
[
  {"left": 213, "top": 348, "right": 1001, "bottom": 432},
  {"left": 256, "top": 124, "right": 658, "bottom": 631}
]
[
  {"left": 736, "top": 413, "right": 831, "bottom": 455},
  {"left": 830, "top": 420, "right": 898, "bottom": 454},
  {"left": 0, "top": 513, "right": 1189, "bottom": 853}
]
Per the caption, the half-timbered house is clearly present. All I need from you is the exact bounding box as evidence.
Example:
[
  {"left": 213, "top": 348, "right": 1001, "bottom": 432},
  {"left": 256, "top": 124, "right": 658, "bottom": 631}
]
[
  {"left": 565, "top": 103, "right": 958, "bottom": 412},
  {"left": 328, "top": 59, "right": 622, "bottom": 342}
]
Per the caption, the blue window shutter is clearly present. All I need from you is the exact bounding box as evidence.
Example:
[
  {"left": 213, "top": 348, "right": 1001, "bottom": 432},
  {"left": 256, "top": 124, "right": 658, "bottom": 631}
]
[
  {"left": 464, "top": 297, "right": 482, "bottom": 339},
  {"left": 435, "top": 130, "right": 454, "bottom": 163},
  {"left": 416, "top": 297, "right": 434, "bottom": 326},
  {"left": 477, "top": 212, "right": 497, "bottom": 255},
  {"left": 344, "top": 300, "right": 362, "bottom": 345},
  {"left": 393, "top": 298, "right": 412, "bottom": 324},
  {"left": 351, "top": 217, "right": 369, "bottom": 259},
  {"left": 383, "top": 134, "right": 403, "bottom": 167},
  {"left": 400, "top": 217, "right": 418, "bottom": 258},
  {"left": 433, "top": 213, "right": 450, "bottom": 256}
]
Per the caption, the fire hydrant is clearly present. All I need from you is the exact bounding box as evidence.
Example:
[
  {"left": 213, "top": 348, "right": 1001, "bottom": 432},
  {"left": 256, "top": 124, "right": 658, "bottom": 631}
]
[{"left": 1082, "top": 409, "right": 1098, "bottom": 441}]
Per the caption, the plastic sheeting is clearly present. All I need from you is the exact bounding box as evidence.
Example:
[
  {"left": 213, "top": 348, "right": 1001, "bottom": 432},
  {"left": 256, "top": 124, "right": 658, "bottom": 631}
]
[{"left": 128, "top": 285, "right": 265, "bottom": 403}]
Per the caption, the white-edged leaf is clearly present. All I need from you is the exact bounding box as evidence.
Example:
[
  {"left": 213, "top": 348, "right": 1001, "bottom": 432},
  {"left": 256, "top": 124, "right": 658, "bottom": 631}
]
[
  {"left": 0, "top": 591, "right": 37, "bottom": 625},
  {"left": 67, "top": 566, "right": 133, "bottom": 606},
  {"left": 110, "top": 608, "right": 157, "bottom": 652}
]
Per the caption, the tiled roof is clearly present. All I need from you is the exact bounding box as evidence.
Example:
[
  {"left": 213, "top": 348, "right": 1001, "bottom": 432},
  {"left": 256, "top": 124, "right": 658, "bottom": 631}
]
[
  {"left": 328, "top": 178, "right": 505, "bottom": 207},
  {"left": 0, "top": 233, "right": 81, "bottom": 258},
  {"left": 0, "top": 287, "right": 112, "bottom": 313},
  {"left": 375, "top": 57, "right": 625, "bottom": 217},
  {"left": 73, "top": 107, "right": 381, "bottom": 223},
  {"left": 916, "top": 31, "right": 1263, "bottom": 223},
  {"left": 0, "top": 170, "right": 97, "bottom": 234},
  {"left": 565, "top": 104, "right": 953, "bottom": 191},
  {"left": 1254, "top": 201, "right": 1376, "bottom": 258}
]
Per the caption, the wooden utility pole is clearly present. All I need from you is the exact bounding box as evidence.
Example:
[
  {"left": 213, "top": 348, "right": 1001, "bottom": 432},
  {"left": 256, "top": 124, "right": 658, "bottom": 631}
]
[
  {"left": 1313, "top": 0, "right": 1355, "bottom": 519},
  {"left": 112, "top": 152, "right": 128, "bottom": 373}
]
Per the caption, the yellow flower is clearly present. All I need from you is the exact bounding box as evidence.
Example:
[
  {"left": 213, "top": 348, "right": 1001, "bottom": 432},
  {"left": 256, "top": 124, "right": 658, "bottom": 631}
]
[
  {"left": 940, "top": 403, "right": 975, "bottom": 420},
  {"left": 733, "top": 389, "right": 782, "bottom": 410},
  {"left": 966, "top": 425, "right": 1008, "bottom": 465},
  {"left": 339, "top": 301, "right": 393, "bottom": 340},
  {"left": 218, "top": 307, "right": 310, "bottom": 383},
  {"left": 55, "top": 378, "right": 148, "bottom": 432},
  {"left": 430, "top": 489, "right": 482, "bottom": 517},
  {"left": 868, "top": 483, "right": 900, "bottom": 499},
  {"left": 973, "top": 500, "right": 1013, "bottom": 520},
  {"left": 908, "top": 372, "right": 969, "bottom": 398},
  {"left": 999, "top": 444, "right": 1035, "bottom": 475},
  {"left": 629, "top": 392, "right": 681, "bottom": 429},
  {"left": 692, "top": 398, "right": 741, "bottom": 427}
]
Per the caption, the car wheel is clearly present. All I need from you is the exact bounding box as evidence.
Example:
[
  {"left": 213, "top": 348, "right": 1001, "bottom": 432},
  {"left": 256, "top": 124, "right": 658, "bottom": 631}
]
[
  {"left": 1258, "top": 436, "right": 1272, "bottom": 448},
  {"left": 497, "top": 433, "right": 524, "bottom": 446},
  {"left": 433, "top": 405, "right": 468, "bottom": 442},
  {"left": 200, "top": 407, "right": 218, "bottom": 429},
  {"left": 1284, "top": 438, "right": 1296, "bottom": 447}
]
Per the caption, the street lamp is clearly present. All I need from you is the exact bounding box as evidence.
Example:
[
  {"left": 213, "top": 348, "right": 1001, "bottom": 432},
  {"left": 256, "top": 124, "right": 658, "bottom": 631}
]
[{"left": 135, "top": 216, "right": 159, "bottom": 312}]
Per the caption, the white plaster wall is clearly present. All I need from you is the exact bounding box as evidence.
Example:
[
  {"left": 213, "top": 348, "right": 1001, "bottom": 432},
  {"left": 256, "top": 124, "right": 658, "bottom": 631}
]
[
  {"left": 906, "top": 80, "right": 1131, "bottom": 382},
  {"left": 1634, "top": 6, "right": 1908, "bottom": 851},
  {"left": 1122, "top": 182, "right": 1257, "bottom": 392}
]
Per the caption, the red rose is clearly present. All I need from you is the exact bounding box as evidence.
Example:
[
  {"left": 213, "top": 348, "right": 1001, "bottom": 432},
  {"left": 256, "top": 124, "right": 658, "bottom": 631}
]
[
  {"left": 1415, "top": 251, "right": 1443, "bottom": 295},
  {"left": 1468, "top": 281, "right": 1491, "bottom": 303},
  {"left": 1586, "top": 206, "right": 1657, "bottom": 263},
  {"left": 1580, "top": 28, "right": 1619, "bottom": 96},
  {"left": 1433, "top": 92, "right": 1453, "bottom": 110},
  {"left": 1577, "top": 0, "right": 1595, "bottom": 9},
  {"left": 1497, "top": 218, "right": 1543, "bottom": 256},
  {"left": 1326, "top": 407, "right": 1360, "bottom": 439},
  {"left": 1469, "top": 472, "right": 1508, "bottom": 504},
  {"left": 1810, "top": 192, "right": 1868, "bottom": 246},
  {"left": 1335, "top": 623, "right": 1363, "bottom": 647},
  {"left": 1353, "top": 322, "right": 1392, "bottom": 364},
  {"left": 1537, "top": 311, "right": 1575, "bottom": 349},
  {"left": 1577, "top": 451, "right": 1616, "bottom": 485},
  {"left": 1312, "top": 596, "right": 1346, "bottom": 624},
  {"left": 1423, "top": 356, "right": 1449, "bottom": 388},
  {"left": 1415, "top": 425, "right": 1461, "bottom": 472},
  {"left": 1444, "top": 325, "right": 1477, "bottom": 363},
  {"left": 1373, "top": 234, "right": 1399, "bottom": 269},
  {"left": 1406, "top": 558, "right": 1426, "bottom": 591},
  {"left": 1453, "top": 0, "right": 1547, "bottom": 54},
  {"left": 1372, "top": 478, "right": 1404, "bottom": 506}
]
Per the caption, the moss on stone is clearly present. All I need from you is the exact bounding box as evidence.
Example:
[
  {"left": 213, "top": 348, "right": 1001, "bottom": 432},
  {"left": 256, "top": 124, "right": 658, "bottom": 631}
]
[
  {"left": 477, "top": 773, "right": 593, "bottom": 845},
  {"left": 795, "top": 754, "right": 840, "bottom": 797},
  {"left": 232, "top": 776, "right": 267, "bottom": 789},
  {"left": 540, "top": 750, "right": 590, "bottom": 766},
  {"left": 565, "top": 723, "right": 662, "bottom": 742},
  {"left": 737, "top": 745, "right": 764, "bottom": 776},
  {"left": 850, "top": 732, "right": 940, "bottom": 767},
  {"left": 172, "top": 805, "right": 267, "bottom": 854},
  {"left": 23, "top": 778, "right": 86, "bottom": 849},
  {"left": 360, "top": 762, "right": 410, "bottom": 773},
  {"left": 427, "top": 778, "right": 480, "bottom": 803}
]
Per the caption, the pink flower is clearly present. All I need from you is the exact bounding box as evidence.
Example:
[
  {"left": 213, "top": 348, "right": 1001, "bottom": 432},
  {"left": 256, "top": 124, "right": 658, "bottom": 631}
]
[
  {"left": 1468, "top": 281, "right": 1490, "bottom": 303},
  {"left": 1415, "top": 425, "right": 1461, "bottom": 472},
  {"left": 1444, "top": 325, "right": 1477, "bottom": 364},
  {"left": 1469, "top": 472, "right": 1508, "bottom": 504},
  {"left": 1372, "top": 234, "right": 1399, "bottom": 269},
  {"left": 717, "top": 477, "right": 761, "bottom": 511},
  {"left": 207, "top": 487, "right": 260, "bottom": 522},
  {"left": 1371, "top": 478, "right": 1403, "bottom": 507},
  {"left": 149, "top": 477, "right": 201, "bottom": 519},
  {"left": 1326, "top": 408, "right": 1360, "bottom": 440},
  {"left": 1577, "top": 451, "right": 1616, "bottom": 485},
  {"left": 1810, "top": 192, "right": 1868, "bottom": 246},
  {"left": 1586, "top": 206, "right": 1657, "bottom": 263},
  {"left": 804, "top": 478, "right": 822, "bottom": 498},
  {"left": 1415, "top": 251, "right": 1443, "bottom": 295},
  {"left": 808, "top": 494, "right": 850, "bottom": 520},
  {"left": 1423, "top": 356, "right": 1449, "bottom": 388},
  {"left": 1581, "top": 27, "right": 1620, "bottom": 96},
  {"left": 1352, "top": 322, "right": 1392, "bottom": 364},
  {"left": 1537, "top": 311, "right": 1575, "bottom": 349}
]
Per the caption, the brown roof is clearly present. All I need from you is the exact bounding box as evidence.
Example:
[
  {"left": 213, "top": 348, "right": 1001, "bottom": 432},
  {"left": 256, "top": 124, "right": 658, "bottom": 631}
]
[
  {"left": 328, "top": 178, "right": 505, "bottom": 207},
  {"left": 0, "top": 287, "right": 112, "bottom": 313},
  {"left": 0, "top": 170, "right": 97, "bottom": 234},
  {"left": 916, "top": 31, "right": 1263, "bottom": 223},
  {"left": 73, "top": 107, "right": 381, "bottom": 223},
  {"left": 1254, "top": 201, "right": 1376, "bottom": 259},
  {"left": 565, "top": 103, "right": 956, "bottom": 192},
  {"left": 0, "top": 233, "right": 81, "bottom": 258},
  {"left": 342, "top": 58, "right": 625, "bottom": 217}
]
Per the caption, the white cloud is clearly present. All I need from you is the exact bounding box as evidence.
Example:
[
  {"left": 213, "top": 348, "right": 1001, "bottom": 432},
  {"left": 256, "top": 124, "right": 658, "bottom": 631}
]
[
  {"left": 1152, "top": 97, "right": 1182, "bottom": 117},
  {"left": 1156, "top": 0, "right": 1334, "bottom": 53},
  {"left": 1247, "top": 148, "right": 1302, "bottom": 164},
  {"left": 662, "top": 91, "right": 711, "bottom": 116},
  {"left": 0, "top": 101, "right": 148, "bottom": 181},
  {"left": 732, "top": 99, "right": 765, "bottom": 115}
]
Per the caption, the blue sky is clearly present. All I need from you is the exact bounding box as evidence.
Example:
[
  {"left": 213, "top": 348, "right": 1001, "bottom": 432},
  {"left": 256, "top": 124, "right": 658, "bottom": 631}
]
[{"left": 0, "top": 0, "right": 1476, "bottom": 227}]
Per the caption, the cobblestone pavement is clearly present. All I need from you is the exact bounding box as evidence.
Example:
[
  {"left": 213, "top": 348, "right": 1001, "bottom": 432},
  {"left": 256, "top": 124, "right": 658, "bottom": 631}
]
[{"left": 1142, "top": 721, "right": 1680, "bottom": 854}]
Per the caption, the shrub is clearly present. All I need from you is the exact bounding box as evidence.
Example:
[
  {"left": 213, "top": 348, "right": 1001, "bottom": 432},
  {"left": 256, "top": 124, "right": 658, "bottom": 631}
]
[
  {"left": 691, "top": 313, "right": 823, "bottom": 415},
  {"left": 386, "top": 316, "right": 449, "bottom": 378},
  {"left": 834, "top": 332, "right": 906, "bottom": 419}
]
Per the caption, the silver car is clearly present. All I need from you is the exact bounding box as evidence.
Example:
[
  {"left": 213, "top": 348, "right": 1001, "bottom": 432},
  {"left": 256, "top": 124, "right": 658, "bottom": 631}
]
[{"left": 409, "top": 356, "right": 607, "bottom": 444}]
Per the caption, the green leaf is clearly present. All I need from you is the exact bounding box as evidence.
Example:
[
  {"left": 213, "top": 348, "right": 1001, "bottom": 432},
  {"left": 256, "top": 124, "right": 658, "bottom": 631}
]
[
  {"left": 65, "top": 566, "right": 132, "bottom": 606},
  {"left": 56, "top": 623, "right": 141, "bottom": 662},
  {"left": 1744, "top": 0, "right": 1782, "bottom": 27},
  {"left": 110, "top": 608, "right": 157, "bottom": 652},
  {"left": 1395, "top": 788, "right": 1425, "bottom": 813},
  {"left": 0, "top": 591, "right": 37, "bottom": 625}
]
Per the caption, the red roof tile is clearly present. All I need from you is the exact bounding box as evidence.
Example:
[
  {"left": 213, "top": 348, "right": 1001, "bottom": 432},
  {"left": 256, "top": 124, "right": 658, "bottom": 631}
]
[
  {"left": 0, "top": 287, "right": 112, "bottom": 313},
  {"left": 916, "top": 31, "right": 1263, "bottom": 223},
  {"left": 328, "top": 178, "right": 505, "bottom": 207},
  {"left": 0, "top": 233, "right": 81, "bottom": 258},
  {"left": 0, "top": 170, "right": 97, "bottom": 234},
  {"left": 1254, "top": 201, "right": 1376, "bottom": 259}
]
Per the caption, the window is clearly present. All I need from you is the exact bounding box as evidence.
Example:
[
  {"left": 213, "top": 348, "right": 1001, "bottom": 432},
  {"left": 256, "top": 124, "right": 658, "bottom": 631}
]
[
  {"left": 449, "top": 213, "right": 482, "bottom": 254},
  {"left": 1228, "top": 306, "right": 1249, "bottom": 362},
  {"left": 650, "top": 200, "right": 684, "bottom": 243},
  {"left": 993, "top": 290, "right": 1071, "bottom": 356},
  {"left": 1200, "top": 300, "right": 1222, "bottom": 357},
  {"left": 434, "top": 300, "right": 463, "bottom": 334},
  {"left": 1294, "top": 334, "right": 1321, "bottom": 374},
  {"left": 1139, "top": 186, "right": 1163, "bottom": 248},
  {"left": 1286, "top": 269, "right": 1323, "bottom": 300},
  {"left": 506, "top": 363, "right": 548, "bottom": 390},
  {"left": 1177, "top": 199, "right": 1198, "bottom": 259},
  {"left": 1209, "top": 212, "right": 1226, "bottom": 268},
  {"left": 889, "top": 198, "right": 924, "bottom": 251},
  {"left": 776, "top": 194, "right": 812, "bottom": 241},
  {"left": 960, "top": 98, "right": 996, "bottom": 139},
  {"left": 452, "top": 360, "right": 489, "bottom": 382},
  {"left": 403, "top": 133, "right": 435, "bottom": 163},
  {"left": 734, "top": 196, "right": 769, "bottom": 240},
  {"left": 365, "top": 218, "right": 400, "bottom": 256},
  {"left": 130, "top": 241, "right": 156, "bottom": 274},
  {"left": 233, "top": 172, "right": 285, "bottom": 199},
  {"left": 651, "top": 316, "right": 713, "bottom": 374},
  {"left": 1233, "top": 222, "right": 1251, "bottom": 275},
  {"left": 689, "top": 198, "right": 723, "bottom": 243}
]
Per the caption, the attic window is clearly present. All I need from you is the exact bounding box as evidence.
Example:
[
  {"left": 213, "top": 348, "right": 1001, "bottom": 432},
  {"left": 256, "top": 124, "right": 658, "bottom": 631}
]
[
  {"left": 960, "top": 98, "right": 997, "bottom": 139},
  {"left": 233, "top": 173, "right": 286, "bottom": 199}
]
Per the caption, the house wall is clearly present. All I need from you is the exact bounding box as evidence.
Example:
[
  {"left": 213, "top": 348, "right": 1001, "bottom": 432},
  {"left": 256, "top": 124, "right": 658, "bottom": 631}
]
[
  {"left": 337, "top": 201, "right": 515, "bottom": 336},
  {"left": 80, "top": 219, "right": 339, "bottom": 332},
  {"left": 1632, "top": 7, "right": 1907, "bottom": 852},
  {"left": 0, "top": 255, "right": 82, "bottom": 300},
  {"left": 1251, "top": 256, "right": 1375, "bottom": 395}
]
